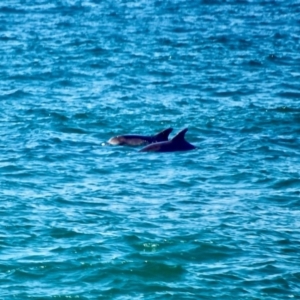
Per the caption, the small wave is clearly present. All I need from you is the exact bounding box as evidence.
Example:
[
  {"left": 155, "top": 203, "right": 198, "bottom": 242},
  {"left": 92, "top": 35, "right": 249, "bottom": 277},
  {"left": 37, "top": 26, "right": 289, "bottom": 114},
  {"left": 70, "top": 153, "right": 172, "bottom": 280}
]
[
  {"left": 59, "top": 127, "right": 87, "bottom": 134},
  {"left": 272, "top": 178, "right": 300, "bottom": 190},
  {"left": 0, "top": 89, "right": 31, "bottom": 100},
  {"left": 0, "top": 6, "right": 26, "bottom": 14},
  {"left": 277, "top": 91, "right": 300, "bottom": 99}
]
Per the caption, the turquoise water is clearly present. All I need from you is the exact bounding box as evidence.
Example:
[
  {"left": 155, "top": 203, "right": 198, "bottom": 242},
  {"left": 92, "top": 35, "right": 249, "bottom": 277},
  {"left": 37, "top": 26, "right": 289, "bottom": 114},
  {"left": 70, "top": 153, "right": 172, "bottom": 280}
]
[{"left": 1, "top": 0, "right": 300, "bottom": 299}]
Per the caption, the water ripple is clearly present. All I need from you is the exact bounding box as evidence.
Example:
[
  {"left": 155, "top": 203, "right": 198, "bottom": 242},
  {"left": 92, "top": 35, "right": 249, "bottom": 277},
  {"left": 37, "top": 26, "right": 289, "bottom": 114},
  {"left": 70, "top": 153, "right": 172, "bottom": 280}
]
[{"left": 1, "top": 0, "right": 300, "bottom": 299}]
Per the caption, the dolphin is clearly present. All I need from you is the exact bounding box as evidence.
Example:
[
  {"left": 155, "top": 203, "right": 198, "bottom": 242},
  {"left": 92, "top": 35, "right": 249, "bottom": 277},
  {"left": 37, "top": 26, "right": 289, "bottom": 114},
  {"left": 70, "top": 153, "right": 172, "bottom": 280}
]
[
  {"left": 139, "top": 128, "right": 196, "bottom": 152},
  {"left": 108, "top": 128, "right": 173, "bottom": 146}
]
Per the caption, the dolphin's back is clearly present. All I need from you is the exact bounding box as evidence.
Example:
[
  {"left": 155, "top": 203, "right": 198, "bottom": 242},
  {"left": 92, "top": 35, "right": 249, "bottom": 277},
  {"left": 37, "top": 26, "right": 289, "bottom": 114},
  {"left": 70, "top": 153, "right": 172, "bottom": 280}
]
[
  {"left": 139, "top": 128, "right": 196, "bottom": 152},
  {"left": 108, "top": 134, "right": 152, "bottom": 146},
  {"left": 108, "top": 127, "right": 173, "bottom": 146}
]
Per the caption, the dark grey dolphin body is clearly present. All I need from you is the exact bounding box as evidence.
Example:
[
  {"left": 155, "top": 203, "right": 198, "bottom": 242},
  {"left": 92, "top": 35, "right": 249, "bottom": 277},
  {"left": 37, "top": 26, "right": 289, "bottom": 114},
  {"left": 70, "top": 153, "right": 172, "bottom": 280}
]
[
  {"left": 139, "top": 128, "right": 196, "bottom": 152},
  {"left": 108, "top": 128, "right": 173, "bottom": 146}
]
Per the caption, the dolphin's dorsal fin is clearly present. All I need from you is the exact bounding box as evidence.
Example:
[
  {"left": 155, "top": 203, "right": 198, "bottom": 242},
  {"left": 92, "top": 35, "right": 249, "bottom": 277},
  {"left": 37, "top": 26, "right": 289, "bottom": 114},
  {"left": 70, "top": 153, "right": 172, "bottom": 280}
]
[
  {"left": 171, "top": 128, "right": 188, "bottom": 143},
  {"left": 154, "top": 127, "right": 173, "bottom": 141}
]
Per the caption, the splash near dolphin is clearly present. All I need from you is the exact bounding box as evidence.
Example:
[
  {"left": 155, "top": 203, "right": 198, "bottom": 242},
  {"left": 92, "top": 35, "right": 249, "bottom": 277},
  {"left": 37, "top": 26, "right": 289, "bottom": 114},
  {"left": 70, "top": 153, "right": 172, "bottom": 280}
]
[
  {"left": 139, "top": 128, "right": 196, "bottom": 152},
  {"left": 108, "top": 128, "right": 173, "bottom": 146}
]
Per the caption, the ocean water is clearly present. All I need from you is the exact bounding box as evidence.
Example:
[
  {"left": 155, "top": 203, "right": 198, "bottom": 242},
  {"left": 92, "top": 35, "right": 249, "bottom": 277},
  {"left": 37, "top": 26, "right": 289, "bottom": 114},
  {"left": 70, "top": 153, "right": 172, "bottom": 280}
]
[{"left": 1, "top": 0, "right": 300, "bottom": 299}]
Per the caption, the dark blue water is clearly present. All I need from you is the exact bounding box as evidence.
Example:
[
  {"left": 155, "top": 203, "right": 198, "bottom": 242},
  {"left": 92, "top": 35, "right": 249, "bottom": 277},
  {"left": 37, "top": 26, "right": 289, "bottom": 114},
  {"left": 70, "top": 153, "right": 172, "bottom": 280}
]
[{"left": 1, "top": 0, "right": 300, "bottom": 299}]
